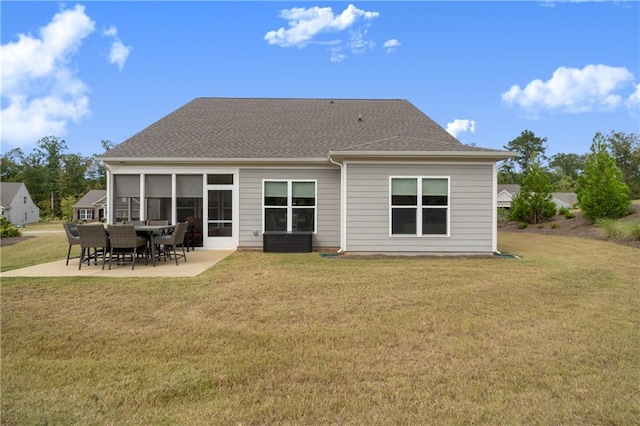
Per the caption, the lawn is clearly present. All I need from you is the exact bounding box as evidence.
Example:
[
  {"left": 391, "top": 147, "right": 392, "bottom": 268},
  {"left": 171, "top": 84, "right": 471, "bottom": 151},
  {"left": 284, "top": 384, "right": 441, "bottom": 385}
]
[{"left": 1, "top": 232, "right": 639, "bottom": 424}]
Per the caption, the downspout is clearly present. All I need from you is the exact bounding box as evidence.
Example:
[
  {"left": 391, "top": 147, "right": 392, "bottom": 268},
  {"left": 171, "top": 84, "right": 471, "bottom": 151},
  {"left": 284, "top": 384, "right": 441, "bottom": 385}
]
[
  {"left": 328, "top": 154, "right": 346, "bottom": 253},
  {"left": 492, "top": 162, "right": 501, "bottom": 255}
]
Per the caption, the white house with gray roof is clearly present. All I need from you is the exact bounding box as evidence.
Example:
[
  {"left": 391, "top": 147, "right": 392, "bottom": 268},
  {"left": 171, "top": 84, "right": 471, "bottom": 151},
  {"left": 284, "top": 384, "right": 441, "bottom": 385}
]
[
  {"left": 99, "top": 98, "right": 514, "bottom": 254},
  {"left": 497, "top": 184, "right": 578, "bottom": 210},
  {"left": 0, "top": 182, "right": 40, "bottom": 225}
]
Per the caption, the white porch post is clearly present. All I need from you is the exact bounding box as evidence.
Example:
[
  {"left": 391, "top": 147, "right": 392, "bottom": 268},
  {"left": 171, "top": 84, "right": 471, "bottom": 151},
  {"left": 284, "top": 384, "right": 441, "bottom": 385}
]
[
  {"left": 171, "top": 174, "right": 177, "bottom": 225},
  {"left": 140, "top": 173, "right": 146, "bottom": 221},
  {"left": 106, "top": 170, "right": 111, "bottom": 223}
]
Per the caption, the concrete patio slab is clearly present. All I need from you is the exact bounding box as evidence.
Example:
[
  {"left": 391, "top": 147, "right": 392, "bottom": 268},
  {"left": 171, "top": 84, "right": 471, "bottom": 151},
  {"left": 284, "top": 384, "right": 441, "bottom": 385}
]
[{"left": 1, "top": 249, "right": 235, "bottom": 278}]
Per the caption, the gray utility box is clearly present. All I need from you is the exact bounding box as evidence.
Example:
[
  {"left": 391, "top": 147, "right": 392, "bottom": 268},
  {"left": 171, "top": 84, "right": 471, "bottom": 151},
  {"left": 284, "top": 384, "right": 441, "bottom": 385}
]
[{"left": 263, "top": 232, "right": 313, "bottom": 253}]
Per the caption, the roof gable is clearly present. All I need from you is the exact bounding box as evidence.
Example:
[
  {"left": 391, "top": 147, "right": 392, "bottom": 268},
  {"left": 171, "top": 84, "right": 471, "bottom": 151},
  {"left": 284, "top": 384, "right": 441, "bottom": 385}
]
[
  {"left": 102, "top": 98, "right": 508, "bottom": 160},
  {"left": 75, "top": 190, "right": 107, "bottom": 208},
  {"left": 0, "top": 182, "right": 25, "bottom": 208}
]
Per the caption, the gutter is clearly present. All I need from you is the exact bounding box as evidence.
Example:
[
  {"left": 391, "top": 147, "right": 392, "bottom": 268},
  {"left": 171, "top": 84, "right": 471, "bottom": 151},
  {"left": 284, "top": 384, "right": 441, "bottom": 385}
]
[{"left": 328, "top": 154, "right": 346, "bottom": 253}]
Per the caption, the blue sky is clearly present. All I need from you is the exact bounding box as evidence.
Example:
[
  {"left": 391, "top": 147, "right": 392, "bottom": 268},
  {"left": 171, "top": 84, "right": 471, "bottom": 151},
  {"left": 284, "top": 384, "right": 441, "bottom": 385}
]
[{"left": 1, "top": 1, "right": 639, "bottom": 159}]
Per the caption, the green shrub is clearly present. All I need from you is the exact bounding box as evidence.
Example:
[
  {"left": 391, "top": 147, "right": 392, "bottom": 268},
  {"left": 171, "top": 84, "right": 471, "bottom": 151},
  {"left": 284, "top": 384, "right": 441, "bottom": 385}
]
[
  {"left": 517, "top": 222, "right": 528, "bottom": 229},
  {"left": 596, "top": 219, "right": 640, "bottom": 241},
  {"left": 558, "top": 206, "right": 569, "bottom": 216},
  {"left": 564, "top": 211, "right": 576, "bottom": 219},
  {"left": 627, "top": 222, "right": 640, "bottom": 241},
  {"left": 550, "top": 223, "right": 559, "bottom": 229},
  {"left": 508, "top": 160, "right": 557, "bottom": 224},
  {"left": 576, "top": 133, "right": 631, "bottom": 221},
  {"left": 0, "top": 216, "right": 22, "bottom": 238},
  {"left": 497, "top": 207, "right": 510, "bottom": 222}
]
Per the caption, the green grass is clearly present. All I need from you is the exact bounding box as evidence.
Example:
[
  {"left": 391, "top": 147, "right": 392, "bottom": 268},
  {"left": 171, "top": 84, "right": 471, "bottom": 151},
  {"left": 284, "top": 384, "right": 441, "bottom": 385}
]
[
  {"left": 0, "top": 219, "right": 75, "bottom": 272},
  {"left": 2, "top": 232, "right": 640, "bottom": 424}
]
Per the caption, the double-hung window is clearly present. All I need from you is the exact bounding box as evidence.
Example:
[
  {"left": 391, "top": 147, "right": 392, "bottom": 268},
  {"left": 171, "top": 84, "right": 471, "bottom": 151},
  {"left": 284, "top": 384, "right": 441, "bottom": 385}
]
[
  {"left": 390, "top": 177, "right": 449, "bottom": 236},
  {"left": 79, "top": 209, "right": 93, "bottom": 220},
  {"left": 264, "top": 180, "right": 316, "bottom": 232}
]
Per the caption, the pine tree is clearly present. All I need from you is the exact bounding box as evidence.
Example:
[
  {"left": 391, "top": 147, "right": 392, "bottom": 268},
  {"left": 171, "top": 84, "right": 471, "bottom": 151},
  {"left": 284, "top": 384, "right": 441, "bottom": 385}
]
[
  {"left": 576, "top": 133, "right": 631, "bottom": 221},
  {"left": 509, "top": 158, "right": 557, "bottom": 224}
]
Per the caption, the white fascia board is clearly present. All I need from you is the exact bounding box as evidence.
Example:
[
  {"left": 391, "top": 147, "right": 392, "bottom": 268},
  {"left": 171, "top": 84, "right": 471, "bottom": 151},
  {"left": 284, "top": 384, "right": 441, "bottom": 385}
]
[{"left": 329, "top": 150, "right": 516, "bottom": 162}]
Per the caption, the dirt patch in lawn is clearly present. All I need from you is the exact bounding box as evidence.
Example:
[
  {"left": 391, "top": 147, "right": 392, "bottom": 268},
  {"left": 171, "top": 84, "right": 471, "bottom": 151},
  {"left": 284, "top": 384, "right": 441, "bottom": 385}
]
[
  {"left": 0, "top": 236, "right": 36, "bottom": 247},
  {"left": 499, "top": 205, "right": 640, "bottom": 249}
]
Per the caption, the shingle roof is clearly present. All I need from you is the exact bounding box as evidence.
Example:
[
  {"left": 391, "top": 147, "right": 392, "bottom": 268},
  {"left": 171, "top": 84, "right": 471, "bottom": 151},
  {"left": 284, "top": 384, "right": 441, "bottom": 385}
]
[
  {"left": 75, "top": 190, "right": 107, "bottom": 208},
  {"left": 553, "top": 192, "right": 578, "bottom": 206},
  {"left": 497, "top": 184, "right": 521, "bottom": 195},
  {"left": 0, "top": 182, "right": 24, "bottom": 208},
  {"left": 102, "top": 98, "right": 506, "bottom": 160}
]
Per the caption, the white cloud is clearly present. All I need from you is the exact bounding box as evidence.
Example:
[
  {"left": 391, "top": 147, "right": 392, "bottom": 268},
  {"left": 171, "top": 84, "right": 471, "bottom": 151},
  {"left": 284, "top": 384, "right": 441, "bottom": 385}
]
[
  {"left": 103, "top": 26, "right": 131, "bottom": 71},
  {"left": 626, "top": 83, "right": 640, "bottom": 111},
  {"left": 502, "top": 64, "right": 636, "bottom": 115},
  {"left": 108, "top": 40, "right": 131, "bottom": 71},
  {"left": 383, "top": 39, "right": 400, "bottom": 53},
  {"left": 0, "top": 4, "right": 95, "bottom": 148},
  {"left": 103, "top": 26, "right": 118, "bottom": 37},
  {"left": 347, "top": 29, "right": 375, "bottom": 54},
  {"left": 330, "top": 50, "right": 346, "bottom": 63},
  {"left": 446, "top": 119, "right": 476, "bottom": 138},
  {"left": 264, "top": 4, "right": 379, "bottom": 61}
]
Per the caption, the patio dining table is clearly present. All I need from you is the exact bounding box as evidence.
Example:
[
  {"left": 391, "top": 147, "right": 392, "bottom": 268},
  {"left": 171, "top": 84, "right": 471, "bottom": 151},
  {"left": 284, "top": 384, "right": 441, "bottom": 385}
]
[{"left": 134, "top": 224, "right": 175, "bottom": 266}]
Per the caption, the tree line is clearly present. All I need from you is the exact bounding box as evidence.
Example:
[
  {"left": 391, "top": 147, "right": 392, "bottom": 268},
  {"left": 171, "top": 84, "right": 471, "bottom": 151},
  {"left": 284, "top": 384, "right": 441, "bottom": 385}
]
[
  {"left": 0, "top": 130, "right": 638, "bottom": 223},
  {"left": 501, "top": 129, "right": 638, "bottom": 224},
  {"left": 1, "top": 136, "right": 114, "bottom": 219},
  {"left": 500, "top": 129, "right": 640, "bottom": 199}
]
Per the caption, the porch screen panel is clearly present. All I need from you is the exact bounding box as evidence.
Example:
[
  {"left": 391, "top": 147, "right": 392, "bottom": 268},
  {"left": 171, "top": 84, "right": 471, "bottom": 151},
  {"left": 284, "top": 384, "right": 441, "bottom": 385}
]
[
  {"left": 145, "top": 175, "right": 172, "bottom": 197},
  {"left": 114, "top": 175, "right": 140, "bottom": 197},
  {"left": 177, "top": 175, "right": 203, "bottom": 197}
]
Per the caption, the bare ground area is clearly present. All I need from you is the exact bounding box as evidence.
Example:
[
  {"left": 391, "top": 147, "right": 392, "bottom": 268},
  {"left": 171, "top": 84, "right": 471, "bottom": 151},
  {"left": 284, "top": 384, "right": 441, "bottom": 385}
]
[
  {"left": 499, "top": 204, "right": 640, "bottom": 249},
  {"left": 0, "top": 236, "right": 35, "bottom": 247}
]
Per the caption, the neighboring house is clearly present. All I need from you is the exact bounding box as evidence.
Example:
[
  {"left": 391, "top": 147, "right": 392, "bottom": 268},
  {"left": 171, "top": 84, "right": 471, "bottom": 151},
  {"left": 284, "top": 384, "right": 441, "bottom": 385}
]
[
  {"left": 497, "top": 184, "right": 521, "bottom": 209},
  {"left": 73, "top": 189, "right": 107, "bottom": 222},
  {"left": 99, "top": 98, "right": 514, "bottom": 254},
  {"left": 551, "top": 192, "right": 578, "bottom": 210},
  {"left": 0, "top": 182, "right": 40, "bottom": 225},
  {"left": 497, "top": 184, "right": 577, "bottom": 210}
]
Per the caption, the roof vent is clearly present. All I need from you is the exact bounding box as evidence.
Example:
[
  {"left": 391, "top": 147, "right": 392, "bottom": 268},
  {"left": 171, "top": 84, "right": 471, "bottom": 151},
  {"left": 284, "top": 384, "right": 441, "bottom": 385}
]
[{"left": 357, "top": 113, "right": 363, "bottom": 122}]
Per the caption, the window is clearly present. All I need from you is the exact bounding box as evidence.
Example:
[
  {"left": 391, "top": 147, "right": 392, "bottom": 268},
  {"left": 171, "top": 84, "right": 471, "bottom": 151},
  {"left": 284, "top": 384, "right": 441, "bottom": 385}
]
[
  {"left": 390, "top": 177, "right": 449, "bottom": 236},
  {"left": 23, "top": 196, "right": 27, "bottom": 204},
  {"left": 79, "top": 209, "right": 93, "bottom": 220},
  {"left": 264, "top": 180, "right": 316, "bottom": 232}
]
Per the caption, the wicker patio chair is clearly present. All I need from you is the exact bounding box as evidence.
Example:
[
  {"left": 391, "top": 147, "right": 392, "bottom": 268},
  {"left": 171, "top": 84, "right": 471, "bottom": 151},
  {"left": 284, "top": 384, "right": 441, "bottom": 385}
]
[
  {"left": 106, "top": 225, "right": 149, "bottom": 270},
  {"left": 63, "top": 222, "right": 81, "bottom": 266},
  {"left": 154, "top": 222, "right": 188, "bottom": 265},
  {"left": 76, "top": 224, "right": 110, "bottom": 270}
]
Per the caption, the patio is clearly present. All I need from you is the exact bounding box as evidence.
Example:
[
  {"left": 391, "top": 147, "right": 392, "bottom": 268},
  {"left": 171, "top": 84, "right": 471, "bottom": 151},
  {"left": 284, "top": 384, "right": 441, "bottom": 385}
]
[{"left": 1, "top": 249, "right": 235, "bottom": 278}]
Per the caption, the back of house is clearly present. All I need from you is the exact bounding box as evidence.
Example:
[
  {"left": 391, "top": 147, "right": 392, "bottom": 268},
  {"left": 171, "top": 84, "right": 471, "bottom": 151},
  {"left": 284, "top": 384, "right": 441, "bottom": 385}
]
[{"left": 99, "top": 97, "right": 513, "bottom": 254}]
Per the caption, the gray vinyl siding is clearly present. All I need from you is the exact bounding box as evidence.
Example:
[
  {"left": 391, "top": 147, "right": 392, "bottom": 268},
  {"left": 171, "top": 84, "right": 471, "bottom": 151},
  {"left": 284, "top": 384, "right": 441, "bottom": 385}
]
[
  {"left": 346, "top": 163, "right": 495, "bottom": 253},
  {"left": 239, "top": 168, "right": 341, "bottom": 248}
]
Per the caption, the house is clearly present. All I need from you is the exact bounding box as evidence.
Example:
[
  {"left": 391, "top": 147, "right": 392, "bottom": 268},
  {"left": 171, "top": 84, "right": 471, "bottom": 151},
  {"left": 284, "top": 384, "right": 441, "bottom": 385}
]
[
  {"left": 497, "top": 184, "right": 577, "bottom": 210},
  {"left": 73, "top": 189, "right": 107, "bottom": 222},
  {"left": 551, "top": 192, "right": 578, "bottom": 210},
  {"left": 497, "top": 184, "right": 521, "bottom": 209},
  {"left": 0, "top": 182, "right": 40, "bottom": 225},
  {"left": 99, "top": 98, "right": 514, "bottom": 254}
]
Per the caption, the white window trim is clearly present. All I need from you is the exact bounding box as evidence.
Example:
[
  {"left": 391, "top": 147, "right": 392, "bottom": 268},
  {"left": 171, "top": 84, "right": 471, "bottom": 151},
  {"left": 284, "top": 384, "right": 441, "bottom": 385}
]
[
  {"left": 262, "top": 179, "right": 318, "bottom": 234},
  {"left": 389, "top": 176, "right": 450, "bottom": 238},
  {"left": 79, "top": 209, "right": 93, "bottom": 220}
]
